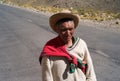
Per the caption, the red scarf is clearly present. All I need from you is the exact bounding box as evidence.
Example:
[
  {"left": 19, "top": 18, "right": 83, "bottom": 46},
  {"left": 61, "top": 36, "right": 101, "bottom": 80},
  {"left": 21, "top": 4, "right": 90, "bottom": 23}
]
[{"left": 39, "top": 36, "right": 78, "bottom": 65}]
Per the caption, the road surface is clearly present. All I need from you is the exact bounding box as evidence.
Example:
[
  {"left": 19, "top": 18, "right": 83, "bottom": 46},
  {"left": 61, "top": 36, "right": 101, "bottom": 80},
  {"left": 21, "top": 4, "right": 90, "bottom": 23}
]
[{"left": 0, "top": 4, "right": 120, "bottom": 81}]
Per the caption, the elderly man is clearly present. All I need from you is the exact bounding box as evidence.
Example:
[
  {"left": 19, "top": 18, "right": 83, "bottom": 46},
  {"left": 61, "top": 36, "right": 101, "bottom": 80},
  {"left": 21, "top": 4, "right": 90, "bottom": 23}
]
[{"left": 39, "top": 10, "right": 97, "bottom": 81}]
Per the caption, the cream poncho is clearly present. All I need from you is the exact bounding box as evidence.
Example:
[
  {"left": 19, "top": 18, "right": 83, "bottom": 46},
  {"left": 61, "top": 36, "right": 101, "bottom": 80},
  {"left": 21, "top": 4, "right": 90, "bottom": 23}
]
[{"left": 40, "top": 36, "right": 97, "bottom": 81}]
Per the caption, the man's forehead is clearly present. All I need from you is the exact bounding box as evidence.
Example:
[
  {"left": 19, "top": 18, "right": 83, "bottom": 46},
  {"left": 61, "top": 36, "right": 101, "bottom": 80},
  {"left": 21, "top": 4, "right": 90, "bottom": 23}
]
[
  {"left": 61, "top": 21, "right": 74, "bottom": 25},
  {"left": 58, "top": 21, "right": 75, "bottom": 28}
]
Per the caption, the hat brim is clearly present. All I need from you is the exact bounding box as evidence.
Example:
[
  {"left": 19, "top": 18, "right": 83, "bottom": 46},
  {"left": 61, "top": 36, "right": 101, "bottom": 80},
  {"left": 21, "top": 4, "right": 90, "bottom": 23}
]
[{"left": 49, "top": 13, "right": 79, "bottom": 32}]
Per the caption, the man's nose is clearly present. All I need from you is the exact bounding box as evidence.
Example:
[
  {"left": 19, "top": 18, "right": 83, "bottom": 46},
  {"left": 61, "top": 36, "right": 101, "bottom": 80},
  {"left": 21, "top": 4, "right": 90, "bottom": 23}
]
[{"left": 66, "top": 30, "right": 70, "bottom": 35}]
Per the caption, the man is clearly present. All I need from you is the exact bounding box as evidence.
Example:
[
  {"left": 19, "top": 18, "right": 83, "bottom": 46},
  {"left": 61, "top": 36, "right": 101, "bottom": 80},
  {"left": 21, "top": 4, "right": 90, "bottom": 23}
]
[{"left": 39, "top": 10, "right": 97, "bottom": 81}]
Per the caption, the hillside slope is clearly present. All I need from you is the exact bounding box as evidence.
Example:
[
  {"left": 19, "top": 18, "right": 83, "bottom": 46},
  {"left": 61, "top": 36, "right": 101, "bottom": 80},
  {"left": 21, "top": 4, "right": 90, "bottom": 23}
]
[
  {"left": 39, "top": 0, "right": 120, "bottom": 13},
  {"left": 2, "top": 0, "right": 120, "bottom": 13}
]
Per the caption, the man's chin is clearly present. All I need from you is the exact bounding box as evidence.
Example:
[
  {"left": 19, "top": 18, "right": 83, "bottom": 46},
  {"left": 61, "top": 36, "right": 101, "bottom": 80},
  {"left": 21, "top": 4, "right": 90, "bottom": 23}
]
[{"left": 63, "top": 38, "right": 71, "bottom": 42}]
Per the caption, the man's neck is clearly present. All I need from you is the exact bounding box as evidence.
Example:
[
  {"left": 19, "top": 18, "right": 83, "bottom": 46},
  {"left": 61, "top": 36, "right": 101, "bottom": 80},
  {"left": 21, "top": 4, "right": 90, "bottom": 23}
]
[{"left": 65, "top": 38, "right": 73, "bottom": 48}]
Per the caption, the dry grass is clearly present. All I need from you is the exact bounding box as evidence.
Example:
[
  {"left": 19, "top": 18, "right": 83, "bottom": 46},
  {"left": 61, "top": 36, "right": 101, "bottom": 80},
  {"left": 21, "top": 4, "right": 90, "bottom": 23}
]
[{"left": 2, "top": 0, "right": 120, "bottom": 21}]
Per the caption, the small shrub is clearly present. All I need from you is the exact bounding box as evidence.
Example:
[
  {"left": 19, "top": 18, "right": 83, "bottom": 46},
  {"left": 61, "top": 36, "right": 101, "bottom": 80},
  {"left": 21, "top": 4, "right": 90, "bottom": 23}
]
[
  {"left": 115, "top": 21, "right": 119, "bottom": 24},
  {"left": 115, "top": 13, "right": 120, "bottom": 19}
]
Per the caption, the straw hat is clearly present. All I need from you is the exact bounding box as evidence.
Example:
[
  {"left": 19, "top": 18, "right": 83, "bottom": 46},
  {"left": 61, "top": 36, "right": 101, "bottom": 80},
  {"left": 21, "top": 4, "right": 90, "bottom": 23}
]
[{"left": 49, "top": 10, "right": 80, "bottom": 32}]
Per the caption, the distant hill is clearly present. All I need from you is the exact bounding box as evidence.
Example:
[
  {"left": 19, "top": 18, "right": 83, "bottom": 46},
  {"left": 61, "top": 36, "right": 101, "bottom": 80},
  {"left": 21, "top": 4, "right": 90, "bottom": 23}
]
[
  {"left": 1, "top": 0, "right": 120, "bottom": 20},
  {"left": 2, "top": 0, "right": 120, "bottom": 13}
]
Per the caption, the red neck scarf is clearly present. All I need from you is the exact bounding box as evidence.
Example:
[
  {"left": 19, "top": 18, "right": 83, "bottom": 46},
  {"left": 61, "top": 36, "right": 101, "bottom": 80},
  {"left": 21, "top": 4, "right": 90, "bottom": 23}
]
[{"left": 39, "top": 36, "right": 78, "bottom": 65}]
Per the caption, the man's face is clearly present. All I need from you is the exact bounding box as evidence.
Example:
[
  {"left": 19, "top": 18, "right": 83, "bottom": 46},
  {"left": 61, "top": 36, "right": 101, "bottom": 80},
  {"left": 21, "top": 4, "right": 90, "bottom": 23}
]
[{"left": 56, "top": 21, "right": 75, "bottom": 43}]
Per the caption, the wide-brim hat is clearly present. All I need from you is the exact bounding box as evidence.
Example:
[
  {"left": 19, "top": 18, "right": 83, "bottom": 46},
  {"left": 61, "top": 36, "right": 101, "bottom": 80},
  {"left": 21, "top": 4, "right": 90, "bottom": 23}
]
[{"left": 49, "top": 10, "right": 80, "bottom": 32}]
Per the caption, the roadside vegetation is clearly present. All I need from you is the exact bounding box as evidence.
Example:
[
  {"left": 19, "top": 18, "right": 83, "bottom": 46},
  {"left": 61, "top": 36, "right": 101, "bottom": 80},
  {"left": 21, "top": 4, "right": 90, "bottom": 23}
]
[{"left": 1, "top": 0, "right": 120, "bottom": 24}]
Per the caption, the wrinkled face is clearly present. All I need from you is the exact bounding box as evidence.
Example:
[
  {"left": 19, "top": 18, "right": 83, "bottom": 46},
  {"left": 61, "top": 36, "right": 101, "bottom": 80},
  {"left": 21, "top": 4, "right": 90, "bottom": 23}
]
[{"left": 56, "top": 21, "right": 75, "bottom": 43}]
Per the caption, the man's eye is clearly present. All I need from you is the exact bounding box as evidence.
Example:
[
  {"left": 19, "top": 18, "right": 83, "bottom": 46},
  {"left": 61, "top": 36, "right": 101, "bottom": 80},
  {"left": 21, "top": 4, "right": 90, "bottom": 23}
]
[
  {"left": 61, "top": 29, "right": 67, "bottom": 31},
  {"left": 69, "top": 28, "right": 73, "bottom": 31}
]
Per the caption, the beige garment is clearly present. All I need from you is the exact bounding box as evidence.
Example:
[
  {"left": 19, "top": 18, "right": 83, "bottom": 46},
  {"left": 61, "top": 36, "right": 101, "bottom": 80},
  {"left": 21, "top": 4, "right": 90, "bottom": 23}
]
[{"left": 41, "top": 38, "right": 97, "bottom": 81}]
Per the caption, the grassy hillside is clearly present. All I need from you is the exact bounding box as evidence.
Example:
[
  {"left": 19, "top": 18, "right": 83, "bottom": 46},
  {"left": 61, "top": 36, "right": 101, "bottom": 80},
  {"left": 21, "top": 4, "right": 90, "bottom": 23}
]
[
  {"left": 1, "top": 0, "right": 120, "bottom": 20},
  {"left": 37, "top": 0, "right": 120, "bottom": 13}
]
